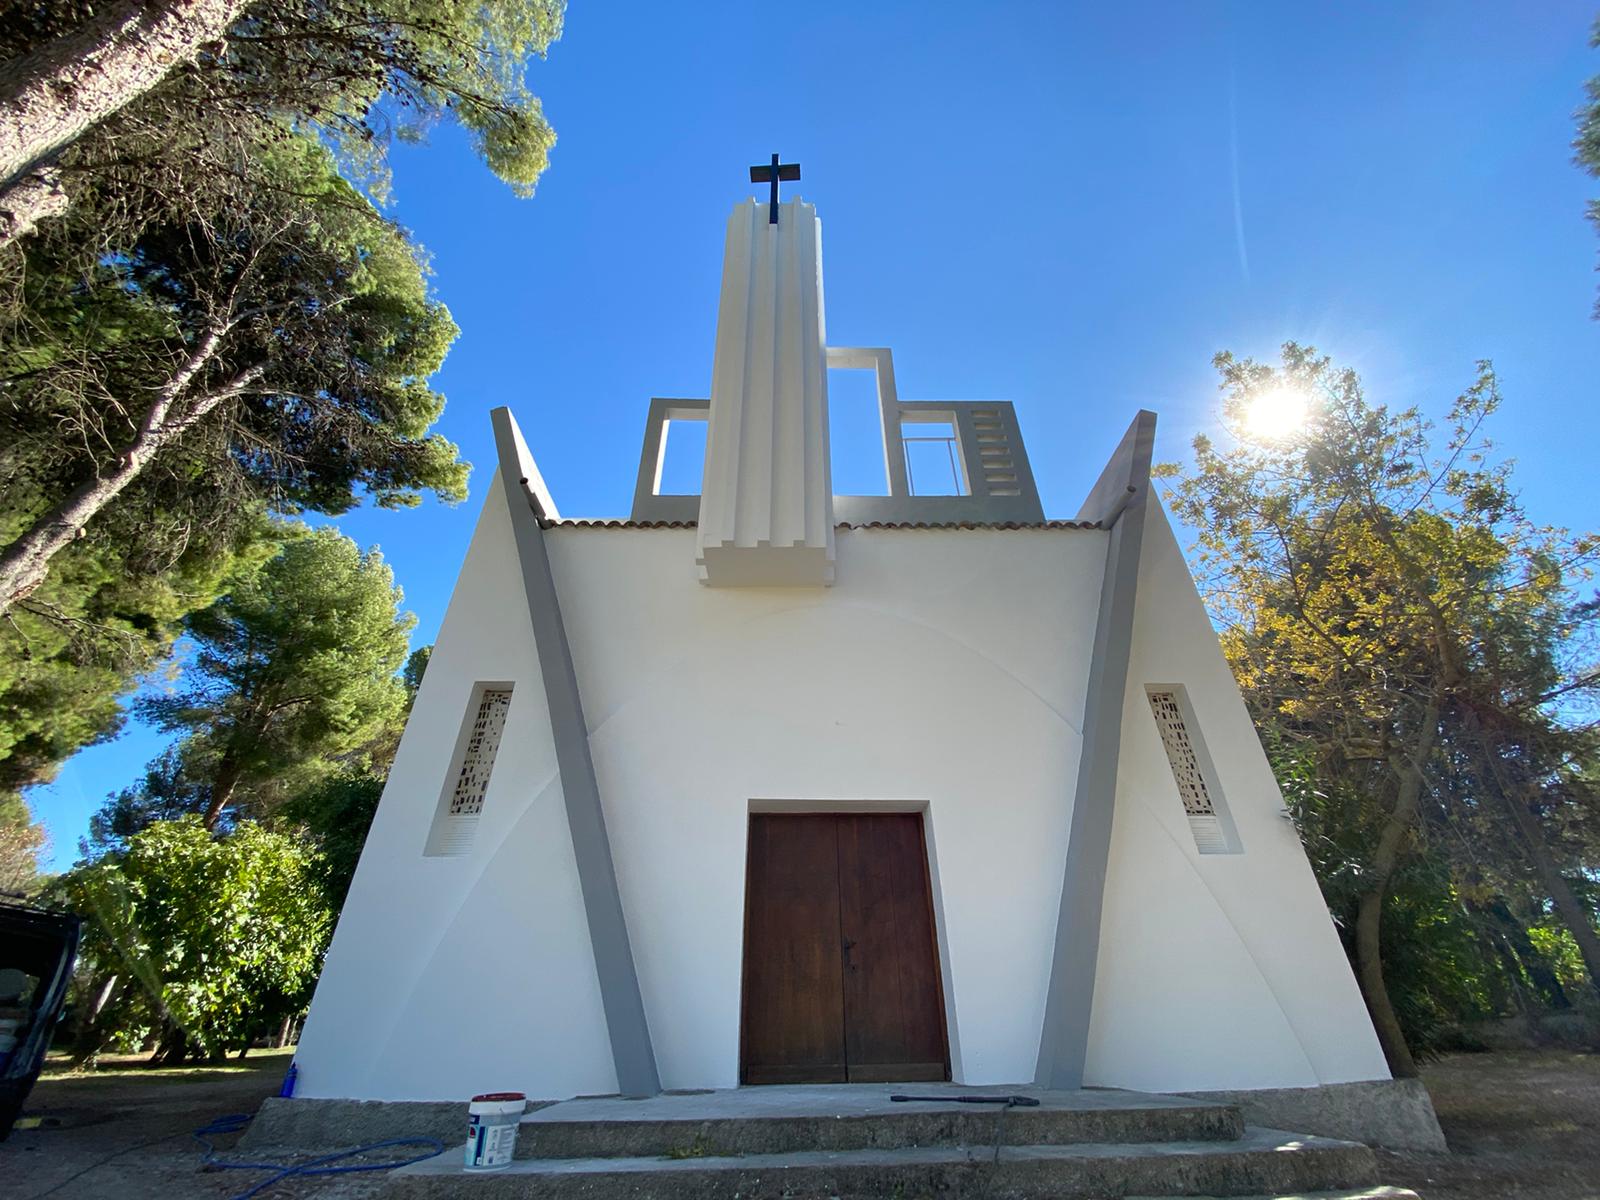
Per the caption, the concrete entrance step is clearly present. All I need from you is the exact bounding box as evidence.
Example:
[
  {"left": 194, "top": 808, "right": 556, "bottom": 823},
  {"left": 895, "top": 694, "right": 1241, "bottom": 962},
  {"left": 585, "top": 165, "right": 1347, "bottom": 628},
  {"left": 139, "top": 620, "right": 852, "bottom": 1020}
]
[
  {"left": 1127, "top": 1191, "right": 1421, "bottom": 1200},
  {"left": 515, "top": 1082, "right": 1243, "bottom": 1159},
  {"left": 383, "top": 1126, "right": 1379, "bottom": 1199}
]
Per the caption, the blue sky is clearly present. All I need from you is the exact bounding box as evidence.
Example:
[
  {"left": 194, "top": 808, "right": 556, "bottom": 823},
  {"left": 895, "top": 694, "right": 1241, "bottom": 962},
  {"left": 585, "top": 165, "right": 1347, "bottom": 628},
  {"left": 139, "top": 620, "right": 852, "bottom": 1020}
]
[{"left": 28, "top": 0, "right": 1600, "bottom": 868}]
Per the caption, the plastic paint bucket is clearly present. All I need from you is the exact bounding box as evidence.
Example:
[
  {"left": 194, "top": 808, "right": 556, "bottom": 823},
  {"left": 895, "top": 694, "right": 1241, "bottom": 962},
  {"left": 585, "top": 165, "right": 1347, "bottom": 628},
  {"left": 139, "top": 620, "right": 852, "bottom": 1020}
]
[{"left": 465, "top": 1092, "right": 526, "bottom": 1170}]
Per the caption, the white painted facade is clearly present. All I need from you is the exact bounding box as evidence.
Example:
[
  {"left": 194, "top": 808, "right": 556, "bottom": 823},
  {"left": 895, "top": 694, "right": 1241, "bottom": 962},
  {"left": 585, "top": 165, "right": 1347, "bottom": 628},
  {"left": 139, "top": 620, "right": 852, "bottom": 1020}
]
[
  {"left": 295, "top": 190, "right": 1391, "bottom": 1104},
  {"left": 296, "top": 490, "right": 1389, "bottom": 1100},
  {"left": 1083, "top": 496, "right": 1389, "bottom": 1091}
]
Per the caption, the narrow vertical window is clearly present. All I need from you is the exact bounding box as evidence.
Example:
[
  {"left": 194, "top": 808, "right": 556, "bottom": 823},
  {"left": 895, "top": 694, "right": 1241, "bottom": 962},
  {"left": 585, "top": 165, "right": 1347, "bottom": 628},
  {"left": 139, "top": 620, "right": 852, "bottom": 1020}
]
[
  {"left": 1146, "top": 687, "right": 1240, "bottom": 854},
  {"left": 900, "top": 414, "right": 968, "bottom": 496},
  {"left": 426, "top": 684, "right": 513, "bottom": 856}
]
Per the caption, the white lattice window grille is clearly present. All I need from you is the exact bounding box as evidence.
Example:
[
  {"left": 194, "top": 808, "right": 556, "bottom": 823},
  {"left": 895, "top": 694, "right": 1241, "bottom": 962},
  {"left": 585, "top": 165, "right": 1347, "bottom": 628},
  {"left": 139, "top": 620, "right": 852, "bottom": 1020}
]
[
  {"left": 449, "top": 688, "right": 512, "bottom": 815},
  {"left": 426, "top": 684, "right": 513, "bottom": 856},
  {"left": 1146, "top": 687, "right": 1239, "bottom": 855}
]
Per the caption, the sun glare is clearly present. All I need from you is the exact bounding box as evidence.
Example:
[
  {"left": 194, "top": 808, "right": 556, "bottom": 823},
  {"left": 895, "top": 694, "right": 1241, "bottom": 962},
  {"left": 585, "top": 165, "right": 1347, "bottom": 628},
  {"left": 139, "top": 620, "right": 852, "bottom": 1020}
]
[{"left": 1243, "top": 385, "right": 1311, "bottom": 440}]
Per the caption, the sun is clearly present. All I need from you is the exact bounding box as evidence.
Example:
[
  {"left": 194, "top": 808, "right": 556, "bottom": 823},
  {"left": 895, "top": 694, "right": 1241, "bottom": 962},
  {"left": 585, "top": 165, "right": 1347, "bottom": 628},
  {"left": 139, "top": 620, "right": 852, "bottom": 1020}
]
[{"left": 1243, "top": 384, "right": 1311, "bottom": 440}]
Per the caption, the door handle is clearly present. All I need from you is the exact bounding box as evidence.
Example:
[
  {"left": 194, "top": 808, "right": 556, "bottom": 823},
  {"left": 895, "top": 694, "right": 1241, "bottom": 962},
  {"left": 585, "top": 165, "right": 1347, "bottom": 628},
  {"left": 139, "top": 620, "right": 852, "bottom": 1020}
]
[{"left": 842, "top": 938, "right": 856, "bottom": 970}]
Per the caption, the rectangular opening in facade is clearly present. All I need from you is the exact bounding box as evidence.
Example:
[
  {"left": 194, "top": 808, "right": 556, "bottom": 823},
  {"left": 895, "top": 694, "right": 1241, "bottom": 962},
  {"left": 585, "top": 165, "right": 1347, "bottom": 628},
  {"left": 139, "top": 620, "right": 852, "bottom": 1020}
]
[
  {"left": 656, "top": 416, "right": 708, "bottom": 496},
  {"left": 828, "top": 367, "right": 890, "bottom": 495},
  {"left": 1145, "top": 685, "right": 1241, "bottom": 855},
  {"left": 901, "top": 416, "right": 968, "bottom": 496},
  {"left": 424, "top": 683, "right": 514, "bottom": 857}
]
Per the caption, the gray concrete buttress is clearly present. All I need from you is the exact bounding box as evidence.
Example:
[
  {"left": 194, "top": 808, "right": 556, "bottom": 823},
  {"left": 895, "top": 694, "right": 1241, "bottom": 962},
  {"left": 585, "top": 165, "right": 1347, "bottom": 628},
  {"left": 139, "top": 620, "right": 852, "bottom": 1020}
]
[
  {"left": 1034, "top": 410, "right": 1158, "bottom": 1090},
  {"left": 491, "top": 407, "right": 661, "bottom": 1097}
]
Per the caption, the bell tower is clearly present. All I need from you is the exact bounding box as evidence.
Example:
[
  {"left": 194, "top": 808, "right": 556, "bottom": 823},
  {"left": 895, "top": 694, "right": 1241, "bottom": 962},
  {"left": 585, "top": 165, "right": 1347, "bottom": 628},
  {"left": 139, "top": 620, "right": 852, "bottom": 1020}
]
[{"left": 695, "top": 156, "right": 835, "bottom": 586}]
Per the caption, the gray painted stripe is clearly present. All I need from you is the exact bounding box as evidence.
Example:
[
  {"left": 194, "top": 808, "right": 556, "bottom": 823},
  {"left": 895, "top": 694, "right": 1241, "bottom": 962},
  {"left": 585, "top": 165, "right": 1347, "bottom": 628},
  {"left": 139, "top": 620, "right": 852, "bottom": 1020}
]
[
  {"left": 1035, "top": 410, "right": 1157, "bottom": 1090},
  {"left": 491, "top": 407, "right": 661, "bottom": 1098}
]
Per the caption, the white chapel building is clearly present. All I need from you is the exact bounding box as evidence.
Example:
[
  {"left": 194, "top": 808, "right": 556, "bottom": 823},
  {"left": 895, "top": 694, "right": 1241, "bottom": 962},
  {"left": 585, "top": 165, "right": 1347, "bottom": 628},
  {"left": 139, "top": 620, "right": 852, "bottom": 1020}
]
[{"left": 294, "top": 175, "right": 1409, "bottom": 1125}]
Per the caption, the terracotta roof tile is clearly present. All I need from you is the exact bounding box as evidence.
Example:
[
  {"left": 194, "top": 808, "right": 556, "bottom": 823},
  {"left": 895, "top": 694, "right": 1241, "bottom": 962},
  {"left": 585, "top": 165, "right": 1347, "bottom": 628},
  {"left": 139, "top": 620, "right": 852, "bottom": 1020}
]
[
  {"left": 836, "top": 520, "right": 1100, "bottom": 531},
  {"left": 541, "top": 518, "right": 1100, "bottom": 531}
]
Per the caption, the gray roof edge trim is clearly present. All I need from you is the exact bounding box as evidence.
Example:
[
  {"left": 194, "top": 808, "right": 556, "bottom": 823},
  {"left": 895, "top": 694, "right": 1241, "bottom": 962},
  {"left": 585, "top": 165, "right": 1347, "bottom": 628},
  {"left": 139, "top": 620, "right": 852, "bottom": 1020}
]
[{"left": 542, "top": 519, "right": 1102, "bottom": 531}]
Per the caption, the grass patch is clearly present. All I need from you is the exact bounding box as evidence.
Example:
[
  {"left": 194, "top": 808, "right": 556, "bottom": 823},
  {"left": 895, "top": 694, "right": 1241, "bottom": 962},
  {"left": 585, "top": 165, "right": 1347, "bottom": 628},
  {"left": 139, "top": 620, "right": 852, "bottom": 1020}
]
[
  {"left": 41, "top": 1046, "right": 296, "bottom": 1081},
  {"left": 664, "top": 1133, "right": 714, "bottom": 1160}
]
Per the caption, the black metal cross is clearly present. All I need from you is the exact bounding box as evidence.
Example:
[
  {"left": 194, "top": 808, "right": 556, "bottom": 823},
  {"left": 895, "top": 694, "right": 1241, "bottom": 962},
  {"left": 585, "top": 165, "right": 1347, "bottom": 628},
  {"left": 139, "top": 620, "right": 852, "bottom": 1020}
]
[{"left": 749, "top": 153, "right": 800, "bottom": 224}]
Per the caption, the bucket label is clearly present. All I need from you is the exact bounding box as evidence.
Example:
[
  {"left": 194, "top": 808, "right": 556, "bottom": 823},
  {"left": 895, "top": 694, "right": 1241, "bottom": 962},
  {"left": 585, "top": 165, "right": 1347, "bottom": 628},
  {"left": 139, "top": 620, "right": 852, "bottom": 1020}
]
[{"left": 465, "top": 1113, "right": 519, "bottom": 1170}]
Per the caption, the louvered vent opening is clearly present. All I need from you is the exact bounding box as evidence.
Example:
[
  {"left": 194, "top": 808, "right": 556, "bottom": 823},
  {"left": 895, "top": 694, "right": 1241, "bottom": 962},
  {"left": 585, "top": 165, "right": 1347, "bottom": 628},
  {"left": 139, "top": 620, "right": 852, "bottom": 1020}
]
[
  {"left": 425, "top": 685, "right": 513, "bottom": 857},
  {"left": 970, "top": 408, "right": 1021, "bottom": 497},
  {"left": 1146, "top": 687, "right": 1238, "bottom": 855},
  {"left": 1188, "top": 814, "right": 1229, "bottom": 853}
]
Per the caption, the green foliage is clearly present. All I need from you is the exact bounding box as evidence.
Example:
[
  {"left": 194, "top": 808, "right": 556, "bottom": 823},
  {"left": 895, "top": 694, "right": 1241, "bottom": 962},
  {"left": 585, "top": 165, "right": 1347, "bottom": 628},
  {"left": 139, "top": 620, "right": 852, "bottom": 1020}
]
[
  {"left": 3, "top": 135, "right": 469, "bottom": 522},
  {"left": 0, "top": 819, "right": 44, "bottom": 894},
  {"left": 0, "top": 130, "right": 465, "bottom": 800},
  {"left": 271, "top": 642, "right": 430, "bottom": 907},
  {"left": 1377, "top": 866, "right": 1501, "bottom": 1057},
  {"left": 0, "top": 0, "right": 565, "bottom": 205},
  {"left": 139, "top": 527, "right": 415, "bottom": 825},
  {"left": 0, "top": 787, "right": 43, "bottom": 894},
  {"left": 221, "top": 0, "right": 568, "bottom": 199},
  {"left": 403, "top": 645, "right": 432, "bottom": 697},
  {"left": 1575, "top": 17, "right": 1600, "bottom": 315},
  {"left": 54, "top": 816, "right": 332, "bottom": 1057},
  {"left": 1268, "top": 727, "right": 1500, "bottom": 1054},
  {"left": 1165, "top": 343, "right": 1600, "bottom": 1060},
  {"left": 0, "top": 0, "right": 560, "bottom": 809},
  {"left": 1528, "top": 923, "right": 1591, "bottom": 998},
  {"left": 0, "top": 514, "right": 280, "bottom": 808},
  {"left": 87, "top": 747, "right": 211, "bottom": 858},
  {"left": 279, "top": 771, "right": 385, "bottom": 909}
]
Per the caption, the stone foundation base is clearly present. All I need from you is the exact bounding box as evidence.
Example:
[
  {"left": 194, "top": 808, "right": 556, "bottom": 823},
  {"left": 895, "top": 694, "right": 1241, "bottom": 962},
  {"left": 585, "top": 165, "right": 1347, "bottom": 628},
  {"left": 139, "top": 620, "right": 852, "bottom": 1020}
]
[
  {"left": 1177, "top": 1078, "right": 1446, "bottom": 1152},
  {"left": 241, "top": 1077, "right": 1445, "bottom": 1157},
  {"left": 239, "top": 1096, "right": 528, "bottom": 1152}
]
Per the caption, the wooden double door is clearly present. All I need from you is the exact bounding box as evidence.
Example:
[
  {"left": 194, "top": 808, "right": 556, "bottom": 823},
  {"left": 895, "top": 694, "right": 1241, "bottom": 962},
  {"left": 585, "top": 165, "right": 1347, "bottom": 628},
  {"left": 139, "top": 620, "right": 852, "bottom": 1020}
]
[{"left": 739, "top": 813, "right": 950, "bottom": 1084}]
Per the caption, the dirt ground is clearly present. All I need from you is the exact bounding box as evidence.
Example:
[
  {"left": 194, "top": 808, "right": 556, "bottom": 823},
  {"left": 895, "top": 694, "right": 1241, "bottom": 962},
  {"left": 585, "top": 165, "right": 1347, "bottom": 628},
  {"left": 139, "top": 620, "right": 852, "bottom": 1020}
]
[
  {"left": 0, "top": 1048, "right": 1596, "bottom": 1198},
  {"left": 0, "top": 1049, "right": 410, "bottom": 1200},
  {"left": 1379, "top": 1049, "right": 1600, "bottom": 1200}
]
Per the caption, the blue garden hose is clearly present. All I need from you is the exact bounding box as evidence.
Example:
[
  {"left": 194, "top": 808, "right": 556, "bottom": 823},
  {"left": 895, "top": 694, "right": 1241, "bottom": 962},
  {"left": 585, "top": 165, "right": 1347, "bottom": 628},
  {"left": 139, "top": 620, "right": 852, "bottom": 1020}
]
[{"left": 192, "top": 1113, "right": 446, "bottom": 1200}]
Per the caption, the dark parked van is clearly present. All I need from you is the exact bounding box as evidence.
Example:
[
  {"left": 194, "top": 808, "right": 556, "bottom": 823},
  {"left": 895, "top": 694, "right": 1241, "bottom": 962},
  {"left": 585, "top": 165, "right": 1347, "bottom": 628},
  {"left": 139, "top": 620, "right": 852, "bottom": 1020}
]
[{"left": 0, "top": 897, "right": 80, "bottom": 1139}]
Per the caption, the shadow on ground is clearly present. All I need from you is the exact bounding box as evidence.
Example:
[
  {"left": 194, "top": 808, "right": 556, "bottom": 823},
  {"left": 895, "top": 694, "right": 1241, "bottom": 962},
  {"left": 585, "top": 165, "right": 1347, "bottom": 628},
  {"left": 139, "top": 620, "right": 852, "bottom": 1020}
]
[
  {"left": 1, "top": 1047, "right": 1596, "bottom": 1198},
  {"left": 0, "top": 1049, "right": 406, "bottom": 1199},
  {"left": 1381, "top": 1049, "right": 1600, "bottom": 1200}
]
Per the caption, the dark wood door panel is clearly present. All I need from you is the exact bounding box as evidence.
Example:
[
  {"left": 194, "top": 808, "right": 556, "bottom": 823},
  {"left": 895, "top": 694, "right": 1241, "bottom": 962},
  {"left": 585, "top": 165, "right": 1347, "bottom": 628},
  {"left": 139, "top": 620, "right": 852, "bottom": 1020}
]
[
  {"left": 739, "top": 811, "right": 949, "bottom": 1085},
  {"left": 837, "top": 813, "right": 950, "bottom": 1081},
  {"left": 739, "top": 814, "right": 846, "bottom": 1084}
]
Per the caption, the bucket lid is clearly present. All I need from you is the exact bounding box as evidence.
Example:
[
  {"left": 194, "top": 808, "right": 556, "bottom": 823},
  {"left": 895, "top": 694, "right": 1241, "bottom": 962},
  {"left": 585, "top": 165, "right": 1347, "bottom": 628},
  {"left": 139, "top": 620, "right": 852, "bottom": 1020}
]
[{"left": 471, "top": 1092, "right": 526, "bottom": 1103}]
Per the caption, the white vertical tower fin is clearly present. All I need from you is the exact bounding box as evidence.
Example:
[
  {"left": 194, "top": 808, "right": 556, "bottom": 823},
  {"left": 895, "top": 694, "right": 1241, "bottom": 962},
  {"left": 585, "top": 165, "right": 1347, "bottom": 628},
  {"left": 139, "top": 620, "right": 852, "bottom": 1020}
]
[{"left": 696, "top": 198, "right": 835, "bottom": 585}]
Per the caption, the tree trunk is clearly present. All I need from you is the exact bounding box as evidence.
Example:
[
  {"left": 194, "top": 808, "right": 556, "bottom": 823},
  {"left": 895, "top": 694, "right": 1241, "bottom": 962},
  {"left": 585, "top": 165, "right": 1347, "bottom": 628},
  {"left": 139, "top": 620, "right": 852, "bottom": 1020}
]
[
  {"left": 0, "top": 344, "right": 262, "bottom": 617},
  {"left": 0, "top": 0, "right": 248, "bottom": 192},
  {"left": 1489, "top": 898, "right": 1572, "bottom": 1011},
  {"left": 69, "top": 973, "right": 123, "bottom": 1068},
  {"left": 273, "top": 1014, "right": 292, "bottom": 1048},
  {"left": 0, "top": 165, "right": 69, "bottom": 248},
  {"left": 150, "top": 1021, "right": 189, "bottom": 1065},
  {"left": 1354, "top": 886, "right": 1418, "bottom": 1077},
  {"left": 1351, "top": 693, "right": 1443, "bottom": 1079},
  {"left": 1498, "top": 787, "right": 1600, "bottom": 1001},
  {"left": 1465, "top": 711, "right": 1600, "bottom": 1003},
  {"left": 202, "top": 752, "right": 243, "bottom": 829}
]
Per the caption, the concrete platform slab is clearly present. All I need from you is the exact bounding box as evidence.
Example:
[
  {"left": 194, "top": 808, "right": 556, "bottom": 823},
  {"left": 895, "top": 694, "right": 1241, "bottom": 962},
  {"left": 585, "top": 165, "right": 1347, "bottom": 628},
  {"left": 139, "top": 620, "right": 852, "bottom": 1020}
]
[
  {"left": 383, "top": 1125, "right": 1378, "bottom": 1199},
  {"left": 518, "top": 1081, "right": 1243, "bottom": 1158},
  {"left": 526, "top": 1081, "right": 1222, "bottom": 1122},
  {"left": 1126, "top": 1190, "right": 1420, "bottom": 1200}
]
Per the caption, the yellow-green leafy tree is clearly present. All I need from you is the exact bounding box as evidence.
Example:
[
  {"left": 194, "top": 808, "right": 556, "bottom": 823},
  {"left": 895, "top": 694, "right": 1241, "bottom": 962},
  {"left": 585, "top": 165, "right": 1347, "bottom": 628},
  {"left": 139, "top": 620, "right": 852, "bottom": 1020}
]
[{"left": 1160, "top": 343, "right": 1600, "bottom": 1074}]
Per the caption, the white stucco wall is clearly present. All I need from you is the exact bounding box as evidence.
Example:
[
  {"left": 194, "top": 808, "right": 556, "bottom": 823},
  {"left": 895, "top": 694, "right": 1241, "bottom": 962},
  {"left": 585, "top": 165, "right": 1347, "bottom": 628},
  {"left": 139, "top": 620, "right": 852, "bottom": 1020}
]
[
  {"left": 299, "top": 498, "right": 1105, "bottom": 1099},
  {"left": 556, "top": 524, "right": 1104, "bottom": 1090},
  {"left": 1083, "top": 497, "right": 1391, "bottom": 1091},
  {"left": 300, "top": 483, "right": 1388, "bottom": 1102},
  {"left": 294, "top": 477, "right": 617, "bottom": 1101}
]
